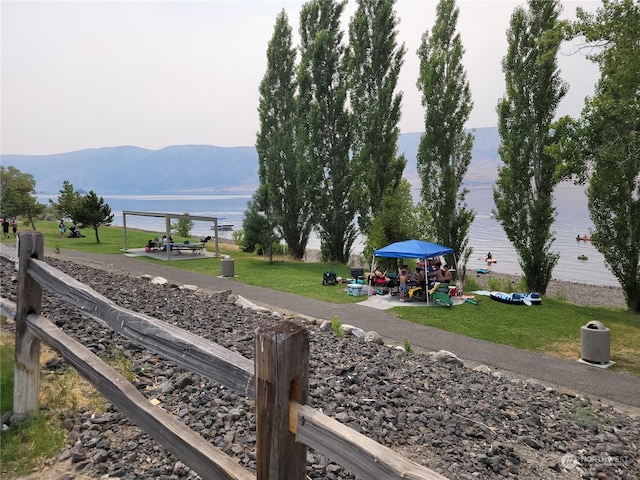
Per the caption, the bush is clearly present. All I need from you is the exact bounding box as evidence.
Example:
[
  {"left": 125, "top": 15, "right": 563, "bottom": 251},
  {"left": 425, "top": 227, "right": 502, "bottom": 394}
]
[
  {"left": 171, "top": 213, "right": 193, "bottom": 238},
  {"left": 331, "top": 316, "right": 344, "bottom": 337}
]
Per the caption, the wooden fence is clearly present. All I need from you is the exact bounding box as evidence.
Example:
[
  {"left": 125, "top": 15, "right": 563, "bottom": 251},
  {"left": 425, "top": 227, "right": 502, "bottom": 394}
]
[{"left": 1, "top": 232, "right": 447, "bottom": 480}]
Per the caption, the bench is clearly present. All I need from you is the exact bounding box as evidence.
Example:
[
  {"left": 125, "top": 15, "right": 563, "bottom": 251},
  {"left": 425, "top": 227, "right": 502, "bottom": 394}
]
[{"left": 169, "top": 242, "right": 205, "bottom": 255}]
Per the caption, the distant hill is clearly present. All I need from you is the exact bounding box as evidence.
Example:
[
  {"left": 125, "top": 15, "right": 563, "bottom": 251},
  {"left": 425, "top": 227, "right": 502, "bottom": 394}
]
[
  {"left": 1, "top": 127, "right": 500, "bottom": 195},
  {"left": 400, "top": 126, "right": 500, "bottom": 187}
]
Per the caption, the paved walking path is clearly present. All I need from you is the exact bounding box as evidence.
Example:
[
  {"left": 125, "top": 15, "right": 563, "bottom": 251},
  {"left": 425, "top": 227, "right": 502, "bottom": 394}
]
[{"left": 9, "top": 245, "right": 640, "bottom": 410}]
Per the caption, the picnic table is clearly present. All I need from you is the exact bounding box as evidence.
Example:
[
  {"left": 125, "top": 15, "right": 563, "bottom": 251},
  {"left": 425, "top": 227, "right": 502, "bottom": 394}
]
[{"left": 169, "top": 242, "right": 206, "bottom": 255}]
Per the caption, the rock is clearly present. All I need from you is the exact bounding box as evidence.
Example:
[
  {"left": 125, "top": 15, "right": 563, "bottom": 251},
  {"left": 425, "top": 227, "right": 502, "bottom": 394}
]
[
  {"left": 319, "top": 320, "right": 332, "bottom": 331},
  {"left": 150, "top": 276, "right": 167, "bottom": 285},
  {"left": 473, "top": 364, "right": 492, "bottom": 374},
  {"left": 430, "top": 350, "right": 464, "bottom": 366},
  {"left": 364, "top": 331, "right": 384, "bottom": 344},
  {"left": 342, "top": 324, "right": 365, "bottom": 338},
  {"left": 235, "top": 295, "right": 271, "bottom": 313}
]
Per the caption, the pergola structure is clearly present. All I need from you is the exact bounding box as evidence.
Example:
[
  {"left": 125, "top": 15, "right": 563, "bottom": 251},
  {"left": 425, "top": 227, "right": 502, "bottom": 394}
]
[{"left": 122, "top": 211, "right": 221, "bottom": 260}]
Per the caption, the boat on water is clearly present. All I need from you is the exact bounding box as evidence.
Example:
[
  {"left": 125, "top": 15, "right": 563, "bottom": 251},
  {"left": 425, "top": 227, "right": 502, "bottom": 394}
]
[
  {"left": 577, "top": 255, "right": 588, "bottom": 260},
  {"left": 576, "top": 235, "right": 592, "bottom": 241},
  {"left": 211, "top": 224, "right": 234, "bottom": 231}
]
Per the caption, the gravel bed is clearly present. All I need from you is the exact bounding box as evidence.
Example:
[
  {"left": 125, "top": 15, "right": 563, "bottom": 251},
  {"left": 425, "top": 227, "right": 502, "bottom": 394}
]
[{"left": 1, "top": 258, "right": 638, "bottom": 480}]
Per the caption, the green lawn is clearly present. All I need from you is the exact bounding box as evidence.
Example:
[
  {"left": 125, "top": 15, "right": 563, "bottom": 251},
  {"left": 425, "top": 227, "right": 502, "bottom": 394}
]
[{"left": 2, "top": 219, "right": 639, "bottom": 377}]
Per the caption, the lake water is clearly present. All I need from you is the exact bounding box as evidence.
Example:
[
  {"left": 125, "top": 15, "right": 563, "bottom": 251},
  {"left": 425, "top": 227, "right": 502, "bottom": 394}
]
[{"left": 38, "top": 185, "right": 618, "bottom": 287}]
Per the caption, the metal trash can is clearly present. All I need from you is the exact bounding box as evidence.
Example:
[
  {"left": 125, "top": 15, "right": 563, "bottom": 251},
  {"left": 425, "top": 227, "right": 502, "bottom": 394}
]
[
  {"left": 221, "top": 256, "right": 235, "bottom": 277},
  {"left": 580, "top": 320, "right": 610, "bottom": 364}
]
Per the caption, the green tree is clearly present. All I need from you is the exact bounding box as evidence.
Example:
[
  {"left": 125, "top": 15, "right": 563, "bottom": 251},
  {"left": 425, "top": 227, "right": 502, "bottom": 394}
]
[
  {"left": 564, "top": 0, "right": 639, "bottom": 312},
  {"left": 0, "top": 166, "right": 45, "bottom": 230},
  {"left": 242, "top": 185, "right": 280, "bottom": 263},
  {"left": 256, "top": 10, "right": 313, "bottom": 260},
  {"left": 172, "top": 213, "right": 193, "bottom": 238},
  {"left": 71, "top": 191, "right": 114, "bottom": 244},
  {"left": 297, "top": 0, "right": 355, "bottom": 263},
  {"left": 50, "top": 180, "right": 82, "bottom": 220},
  {"left": 348, "top": 0, "right": 407, "bottom": 234},
  {"left": 416, "top": 0, "right": 475, "bottom": 275},
  {"left": 493, "top": 0, "right": 567, "bottom": 295},
  {"left": 364, "top": 178, "right": 421, "bottom": 265}
]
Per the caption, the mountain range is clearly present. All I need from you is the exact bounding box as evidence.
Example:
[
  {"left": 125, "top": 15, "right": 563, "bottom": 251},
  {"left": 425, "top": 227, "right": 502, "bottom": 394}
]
[{"left": 1, "top": 127, "right": 500, "bottom": 195}]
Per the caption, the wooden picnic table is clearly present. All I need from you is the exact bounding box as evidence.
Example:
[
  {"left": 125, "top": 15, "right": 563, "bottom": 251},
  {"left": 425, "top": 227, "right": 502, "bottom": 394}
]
[{"left": 169, "top": 242, "right": 205, "bottom": 255}]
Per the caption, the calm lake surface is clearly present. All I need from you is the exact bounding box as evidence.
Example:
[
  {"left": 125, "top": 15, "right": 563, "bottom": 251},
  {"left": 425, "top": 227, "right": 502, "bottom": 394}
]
[{"left": 38, "top": 185, "right": 618, "bottom": 287}]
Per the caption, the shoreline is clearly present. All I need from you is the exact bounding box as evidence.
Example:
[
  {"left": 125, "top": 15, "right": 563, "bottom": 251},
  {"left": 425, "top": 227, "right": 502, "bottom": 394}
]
[{"left": 468, "top": 270, "right": 626, "bottom": 308}]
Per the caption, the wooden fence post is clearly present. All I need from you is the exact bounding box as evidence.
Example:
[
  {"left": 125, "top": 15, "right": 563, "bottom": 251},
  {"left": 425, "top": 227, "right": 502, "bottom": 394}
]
[
  {"left": 255, "top": 320, "right": 308, "bottom": 480},
  {"left": 13, "top": 231, "right": 44, "bottom": 419}
]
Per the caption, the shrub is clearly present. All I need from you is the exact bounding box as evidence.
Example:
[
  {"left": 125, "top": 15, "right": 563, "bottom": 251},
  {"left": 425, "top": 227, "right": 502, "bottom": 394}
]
[{"left": 331, "top": 316, "right": 344, "bottom": 337}]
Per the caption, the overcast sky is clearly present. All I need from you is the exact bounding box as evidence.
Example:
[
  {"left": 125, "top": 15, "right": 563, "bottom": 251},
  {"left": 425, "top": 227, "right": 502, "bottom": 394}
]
[{"left": 1, "top": 0, "right": 600, "bottom": 155}]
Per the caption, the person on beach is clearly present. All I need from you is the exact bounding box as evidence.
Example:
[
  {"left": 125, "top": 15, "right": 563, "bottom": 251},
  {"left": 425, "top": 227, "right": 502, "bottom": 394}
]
[
  {"left": 426, "top": 259, "right": 439, "bottom": 285},
  {"left": 372, "top": 267, "right": 389, "bottom": 286},
  {"left": 399, "top": 269, "right": 409, "bottom": 301},
  {"left": 413, "top": 266, "right": 424, "bottom": 283},
  {"left": 431, "top": 260, "right": 451, "bottom": 284}
]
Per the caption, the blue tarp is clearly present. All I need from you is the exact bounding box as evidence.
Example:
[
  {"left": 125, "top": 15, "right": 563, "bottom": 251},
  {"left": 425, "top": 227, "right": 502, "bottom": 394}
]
[{"left": 373, "top": 239, "right": 454, "bottom": 259}]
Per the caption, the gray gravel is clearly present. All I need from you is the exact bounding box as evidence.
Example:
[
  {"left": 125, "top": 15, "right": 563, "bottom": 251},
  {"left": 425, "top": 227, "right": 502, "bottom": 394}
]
[{"left": 1, "top": 257, "right": 638, "bottom": 480}]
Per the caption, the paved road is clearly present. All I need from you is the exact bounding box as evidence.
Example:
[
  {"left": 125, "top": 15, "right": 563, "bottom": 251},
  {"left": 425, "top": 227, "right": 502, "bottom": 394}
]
[{"left": 5, "top": 244, "right": 640, "bottom": 410}]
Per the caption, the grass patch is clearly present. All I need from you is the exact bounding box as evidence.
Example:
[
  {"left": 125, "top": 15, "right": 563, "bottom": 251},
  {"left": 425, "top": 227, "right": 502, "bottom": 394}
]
[
  {"left": 562, "top": 398, "right": 612, "bottom": 429},
  {"left": 0, "top": 415, "right": 66, "bottom": 476},
  {"left": 0, "top": 334, "right": 107, "bottom": 477},
  {"left": 393, "top": 298, "right": 640, "bottom": 377},
  {"left": 1, "top": 333, "right": 15, "bottom": 414}
]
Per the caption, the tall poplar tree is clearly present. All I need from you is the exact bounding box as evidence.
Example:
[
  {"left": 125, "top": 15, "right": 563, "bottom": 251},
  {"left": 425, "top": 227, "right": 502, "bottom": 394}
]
[
  {"left": 569, "top": 0, "right": 639, "bottom": 312},
  {"left": 416, "top": 0, "right": 475, "bottom": 272},
  {"left": 348, "top": 0, "right": 407, "bottom": 235},
  {"left": 297, "top": 0, "right": 355, "bottom": 263},
  {"left": 256, "top": 10, "right": 313, "bottom": 260},
  {"left": 494, "top": 0, "right": 567, "bottom": 295}
]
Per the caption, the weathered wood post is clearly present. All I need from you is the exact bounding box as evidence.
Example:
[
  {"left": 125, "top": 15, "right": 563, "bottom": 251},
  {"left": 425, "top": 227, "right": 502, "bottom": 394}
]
[
  {"left": 14, "top": 231, "right": 44, "bottom": 419},
  {"left": 255, "top": 320, "right": 309, "bottom": 479}
]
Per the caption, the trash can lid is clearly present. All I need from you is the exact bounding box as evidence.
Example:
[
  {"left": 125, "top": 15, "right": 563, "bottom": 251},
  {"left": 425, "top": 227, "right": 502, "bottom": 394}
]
[{"left": 585, "top": 320, "right": 607, "bottom": 330}]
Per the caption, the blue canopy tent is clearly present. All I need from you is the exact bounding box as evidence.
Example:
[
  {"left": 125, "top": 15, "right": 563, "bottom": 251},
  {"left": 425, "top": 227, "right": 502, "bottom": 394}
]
[
  {"left": 373, "top": 239, "right": 454, "bottom": 259},
  {"left": 373, "top": 240, "right": 456, "bottom": 305}
]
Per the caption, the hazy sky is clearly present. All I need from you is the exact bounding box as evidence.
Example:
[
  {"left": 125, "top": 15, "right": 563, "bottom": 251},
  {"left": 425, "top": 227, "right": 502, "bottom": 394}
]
[{"left": 1, "top": 0, "right": 600, "bottom": 155}]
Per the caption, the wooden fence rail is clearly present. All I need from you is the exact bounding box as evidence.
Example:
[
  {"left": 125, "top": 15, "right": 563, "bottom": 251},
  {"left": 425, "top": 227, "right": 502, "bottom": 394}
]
[{"left": 1, "top": 233, "right": 447, "bottom": 480}]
